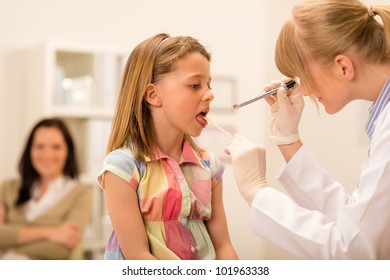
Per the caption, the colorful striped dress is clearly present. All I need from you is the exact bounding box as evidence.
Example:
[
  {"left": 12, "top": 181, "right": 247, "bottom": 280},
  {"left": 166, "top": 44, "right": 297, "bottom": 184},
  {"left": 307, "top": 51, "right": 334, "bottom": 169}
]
[{"left": 98, "top": 140, "right": 224, "bottom": 260}]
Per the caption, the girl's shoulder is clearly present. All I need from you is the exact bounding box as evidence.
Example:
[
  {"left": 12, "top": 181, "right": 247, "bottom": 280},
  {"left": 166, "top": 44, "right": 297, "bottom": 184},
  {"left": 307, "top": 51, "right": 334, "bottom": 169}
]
[
  {"left": 106, "top": 146, "right": 136, "bottom": 159},
  {"left": 104, "top": 147, "right": 140, "bottom": 170},
  {"left": 196, "top": 148, "right": 224, "bottom": 178},
  {"left": 101, "top": 147, "right": 145, "bottom": 185},
  {"left": 197, "top": 148, "right": 221, "bottom": 164}
]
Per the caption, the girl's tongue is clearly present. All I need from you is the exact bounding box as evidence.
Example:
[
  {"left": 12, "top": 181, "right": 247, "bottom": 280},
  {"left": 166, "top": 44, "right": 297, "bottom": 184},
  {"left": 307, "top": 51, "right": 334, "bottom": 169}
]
[{"left": 196, "top": 113, "right": 207, "bottom": 126}]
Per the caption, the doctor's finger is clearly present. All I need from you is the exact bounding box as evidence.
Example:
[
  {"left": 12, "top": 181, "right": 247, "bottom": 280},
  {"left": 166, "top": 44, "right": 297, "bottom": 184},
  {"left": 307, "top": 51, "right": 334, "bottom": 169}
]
[
  {"left": 224, "top": 136, "right": 244, "bottom": 155},
  {"left": 265, "top": 94, "right": 277, "bottom": 106},
  {"left": 276, "top": 87, "right": 291, "bottom": 109},
  {"left": 281, "top": 76, "right": 294, "bottom": 85},
  {"left": 224, "top": 143, "right": 242, "bottom": 156},
  {"left": 263, "top": 83, "right": 277, "bottom": 106}
]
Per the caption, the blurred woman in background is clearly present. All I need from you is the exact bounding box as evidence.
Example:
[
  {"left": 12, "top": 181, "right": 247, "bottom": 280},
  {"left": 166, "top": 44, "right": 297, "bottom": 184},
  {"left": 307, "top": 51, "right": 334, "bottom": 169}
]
[{"left": 0, "top": 118, "right": 92, "bottom": 259}]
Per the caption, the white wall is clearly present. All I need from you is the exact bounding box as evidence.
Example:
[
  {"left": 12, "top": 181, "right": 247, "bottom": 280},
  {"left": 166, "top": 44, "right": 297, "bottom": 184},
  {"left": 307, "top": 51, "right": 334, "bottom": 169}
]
[{"left": 0, "top": 0, "right": 378, "bottom": 259}]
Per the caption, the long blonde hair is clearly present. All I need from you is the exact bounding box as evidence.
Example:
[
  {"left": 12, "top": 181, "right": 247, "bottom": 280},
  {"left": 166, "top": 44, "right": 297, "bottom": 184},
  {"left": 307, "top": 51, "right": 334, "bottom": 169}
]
[
  {"left": 106, "top": 33, "right": 211, "bottom": 161},
  {"left": 275, "top": 0, "right": 390, "bottom": 93}
]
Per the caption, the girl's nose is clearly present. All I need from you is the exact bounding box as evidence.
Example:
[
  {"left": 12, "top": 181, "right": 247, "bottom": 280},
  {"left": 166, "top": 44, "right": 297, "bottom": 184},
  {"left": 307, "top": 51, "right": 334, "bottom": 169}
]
[{"left": 204, "top": 89, "right": 214, "bottom": 102}]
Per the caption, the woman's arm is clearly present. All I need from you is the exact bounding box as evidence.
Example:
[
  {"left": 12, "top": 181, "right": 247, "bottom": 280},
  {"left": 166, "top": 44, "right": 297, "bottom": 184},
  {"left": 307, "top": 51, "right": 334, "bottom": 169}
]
[
  {"left": 9, "top": 187, "right": 92, "bottom": 249},
  {"left": 10, "top": 241, "right": 71, "bottom": 260},
  {"left": 104, "top": 171, "right": 157, "bottom": 260},
  {"left": 0, "top": 203, "right": 5, "bottom": 224},
  {"left": 17, "top": 221, "right": 80, "bottom": 248},
  {"left": 0, "top": 180, "right": 8, "bottom": 225},
  {"left": 278, "top": 140, "right": 303, "bottom": 163},
  {"left": 0, "top": 221, "right": 81, "bottom": 260},
  {"left": 63, "top": 185, "right": 92, "bottom": 235},
  {"left": 0, "top": 180, "right": 81, "bottom": 250},
  {"left": 205, "top": 180, "right": 238, "bottom": 260}
]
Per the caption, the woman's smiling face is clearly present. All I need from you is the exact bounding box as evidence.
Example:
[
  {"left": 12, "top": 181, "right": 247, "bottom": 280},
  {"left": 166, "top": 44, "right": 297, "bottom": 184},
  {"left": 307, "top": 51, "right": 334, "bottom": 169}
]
[{"left": 30, "top": 127, "right": 68, "bottom": 181}]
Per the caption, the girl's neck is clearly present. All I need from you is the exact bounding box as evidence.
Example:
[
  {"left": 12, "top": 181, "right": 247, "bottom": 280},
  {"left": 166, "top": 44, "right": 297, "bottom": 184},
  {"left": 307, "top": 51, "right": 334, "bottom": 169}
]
[{"left": 155, "top": 133, "right": 184, "bottom": 162}]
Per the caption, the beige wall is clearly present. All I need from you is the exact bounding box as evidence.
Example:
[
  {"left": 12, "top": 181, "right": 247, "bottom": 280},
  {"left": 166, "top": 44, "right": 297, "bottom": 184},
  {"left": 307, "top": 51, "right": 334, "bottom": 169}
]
[{"left": 0, "top": 0, "right": 378, "bottom": 259}]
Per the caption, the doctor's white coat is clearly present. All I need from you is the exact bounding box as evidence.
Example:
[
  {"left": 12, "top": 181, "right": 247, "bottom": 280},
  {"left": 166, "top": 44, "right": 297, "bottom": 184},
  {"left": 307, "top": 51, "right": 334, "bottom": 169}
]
[{"left": 250, "top": 102, "right": 390, "bottom": 259}]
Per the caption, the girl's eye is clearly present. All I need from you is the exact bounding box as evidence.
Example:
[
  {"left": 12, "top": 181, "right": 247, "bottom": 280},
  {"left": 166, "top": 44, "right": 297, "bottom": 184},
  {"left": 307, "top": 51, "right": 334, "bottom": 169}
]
[{"left": 190, "top": 84, "right": 200, "bottom": 89}]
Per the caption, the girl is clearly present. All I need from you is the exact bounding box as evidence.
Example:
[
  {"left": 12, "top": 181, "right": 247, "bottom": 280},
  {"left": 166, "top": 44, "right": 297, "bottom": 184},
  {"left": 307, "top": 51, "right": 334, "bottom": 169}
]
[{"left": 98, "top": 33, "right": 238, "bottom": 260}]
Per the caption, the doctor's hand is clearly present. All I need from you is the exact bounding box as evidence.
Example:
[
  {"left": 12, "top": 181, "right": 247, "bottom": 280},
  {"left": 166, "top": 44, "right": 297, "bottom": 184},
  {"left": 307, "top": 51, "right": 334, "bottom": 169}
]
[
  {"left": 264, "top": 77, "right": 304, "bottom": 145},
  {"left": 224, "top": 135, "right": 268, "bottom": 206}
]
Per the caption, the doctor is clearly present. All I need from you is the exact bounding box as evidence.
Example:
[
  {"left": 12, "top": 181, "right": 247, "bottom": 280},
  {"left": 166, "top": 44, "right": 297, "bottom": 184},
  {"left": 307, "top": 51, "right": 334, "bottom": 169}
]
[{"left": 225, "top": 0, "right": 390, "bottom": 259}]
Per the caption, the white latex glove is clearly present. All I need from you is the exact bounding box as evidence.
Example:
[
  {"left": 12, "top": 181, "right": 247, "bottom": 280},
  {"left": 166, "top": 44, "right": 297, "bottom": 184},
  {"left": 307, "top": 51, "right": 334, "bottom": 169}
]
[
  {"left": 265, "top": 78, "right": 304, "bottom": 145},
  {"left": 224, "top": 135, "right": 268, "bottom": 206}
]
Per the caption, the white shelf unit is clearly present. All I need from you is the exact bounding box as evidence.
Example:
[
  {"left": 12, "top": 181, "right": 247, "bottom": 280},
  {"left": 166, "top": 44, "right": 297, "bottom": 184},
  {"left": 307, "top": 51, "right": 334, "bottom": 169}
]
[
  {"left": 26, "top": 41, "right": 127, "bottom": 123},
  {"left": 26, "top": 41, "right": 129, "bottom": 259}
]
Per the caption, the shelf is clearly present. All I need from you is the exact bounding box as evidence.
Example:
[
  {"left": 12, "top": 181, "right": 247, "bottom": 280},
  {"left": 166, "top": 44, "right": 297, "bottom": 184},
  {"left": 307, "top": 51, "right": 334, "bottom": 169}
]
[
  {"left": 49, "top": 105, "right": 115, "bottom": 119},
  {"left": 25, "top": 40, "right": 128, "bottom": 125}
]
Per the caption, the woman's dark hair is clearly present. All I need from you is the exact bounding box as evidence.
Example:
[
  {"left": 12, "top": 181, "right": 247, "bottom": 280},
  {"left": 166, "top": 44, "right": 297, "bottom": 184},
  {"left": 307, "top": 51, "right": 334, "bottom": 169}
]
[{"left": 16, "top": 118, "right": 79, "bottom": 206}]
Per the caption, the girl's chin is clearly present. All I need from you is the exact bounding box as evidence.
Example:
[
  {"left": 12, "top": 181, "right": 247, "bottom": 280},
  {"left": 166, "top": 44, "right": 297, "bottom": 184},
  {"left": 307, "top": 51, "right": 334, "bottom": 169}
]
[{"left": 188, "top": 128, "right": 202, "bottom": 138}]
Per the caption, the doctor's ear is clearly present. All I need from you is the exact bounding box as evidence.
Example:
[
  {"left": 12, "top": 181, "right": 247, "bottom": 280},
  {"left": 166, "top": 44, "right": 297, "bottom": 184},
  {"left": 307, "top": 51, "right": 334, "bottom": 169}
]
[
  {"left": 144, "top": 83, "right": 162, "bottom": 107},
  {"left": 334, "top": 55, "right": 355, "bottom": 80}
]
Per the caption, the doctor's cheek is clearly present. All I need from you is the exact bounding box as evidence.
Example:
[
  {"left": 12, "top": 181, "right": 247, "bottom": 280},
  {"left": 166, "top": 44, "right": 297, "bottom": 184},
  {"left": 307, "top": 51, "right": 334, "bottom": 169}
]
[{"left": 299, "top": 82, "right": 310, "bottom": 97}]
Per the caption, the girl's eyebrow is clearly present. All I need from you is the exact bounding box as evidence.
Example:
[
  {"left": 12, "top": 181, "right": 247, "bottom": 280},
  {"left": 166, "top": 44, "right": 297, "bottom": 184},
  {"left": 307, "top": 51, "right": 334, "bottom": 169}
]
[{"left": 186, "top": 74, "right": 211, "bottom": 81}]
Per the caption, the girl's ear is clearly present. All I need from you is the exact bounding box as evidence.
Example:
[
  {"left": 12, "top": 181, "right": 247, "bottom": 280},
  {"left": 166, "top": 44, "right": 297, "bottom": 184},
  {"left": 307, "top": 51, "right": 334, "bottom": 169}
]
[
  {"left": 334, "top": 55, "right": 355, "bottom": 81},
  {"left": 144, "top": 83, "right": 162, "bottom": 106}
]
